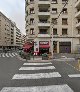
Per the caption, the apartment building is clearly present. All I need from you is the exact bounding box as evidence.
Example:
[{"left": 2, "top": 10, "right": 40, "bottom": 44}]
[
  {"left": 21, "top": 34, "right": 27, "bottom": 46},
  {"left": 14, "top": 25, "right": 22, "bottom": 49},
  {"left": 25, "top": 0, "right": 80, "bottom": 55},
  {"left": 75, "top": 0, "right": 80, "bottom": 52},
  {"left": 0, "top": 12, "right": 22, "bottom": 50}
]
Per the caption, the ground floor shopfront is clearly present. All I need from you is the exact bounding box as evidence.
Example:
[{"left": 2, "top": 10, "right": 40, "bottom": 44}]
[{"left": 33, "top": 38, "right": 79, "bottom": 55}]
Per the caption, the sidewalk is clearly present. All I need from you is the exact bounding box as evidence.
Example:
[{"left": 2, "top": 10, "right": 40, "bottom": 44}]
[
  {"left": 17, "top": 55, "right": 52, "bottom": 62},
  {"left": 29, "top": 56, "right": 53, "bottom": 62}
]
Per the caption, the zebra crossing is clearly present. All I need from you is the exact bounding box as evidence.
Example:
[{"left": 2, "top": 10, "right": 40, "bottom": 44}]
[
  {"left": 0, "top": 62, "right": 74, "bottom": 92},
  {"left": 0, "top": 52, "right": 18, "bottom": 58}
]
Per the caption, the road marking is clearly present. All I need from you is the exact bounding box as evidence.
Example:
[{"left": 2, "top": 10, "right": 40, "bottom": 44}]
[
  {"left": 14, "top": 53, "right": 18, "bottom": 55},
  {"left": 12, "top": 72, "right": 61, "bottom": 79},
  {"left": 8, "top": 53, "right": 13, "bottom": 57},
  {"left": 19, "top": 66, "right": 55, "bottom": 70},
  {"left": 23, "top": 62, "right": 52, "bottom": 66},
  {"left": 64, "top": 61, "right": 80, "bottom": 72},
  {"left": 5, "top": 53, "right": 9, "bottom": 57},
  {"left": 12, "top": 53, "right": 16, "bottom": 56},
  {"left": 0, "top": 84, "right": 73, "bottom": 92},
  {"left": 68, "top": 74, "right": 80, "bottom": 78},
  {"left": 2, "top": 53, "right": 5, "bottom": 57}
]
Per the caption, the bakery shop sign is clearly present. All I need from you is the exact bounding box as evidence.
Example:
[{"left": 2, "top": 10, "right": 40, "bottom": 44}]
[{"left": 39, "top": 41, "right": 49, "bottom": 45}]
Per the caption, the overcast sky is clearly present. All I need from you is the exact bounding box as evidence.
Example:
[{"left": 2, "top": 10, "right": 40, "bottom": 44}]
[{"left": 0, "top": 0, "right": 25, "bottom": 35}]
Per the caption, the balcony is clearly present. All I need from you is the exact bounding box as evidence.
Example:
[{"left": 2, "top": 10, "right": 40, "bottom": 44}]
[
  {"left": 38, "top": 0, "right": 50, "bottom": 6},
  {"left": 76, "top": 34, "right": 80, "bottom": 37},
  {"left": 38, "top": 21, "right": 50, "bottom": 27},
  {"left": 28, "top": 34, "right": 35, "bottom": 38},
  {"left": 75, "top": 10, "right": 80, "bottom": 18},
  {"left": 38, "top": 34, "right": 50, "bottom": 38},
  {"left": 38, "top": 11, "right": 50, "bottom": 16},
  {"left": 75, "top": 0, "right": 80, "bottom": 8},
  {"left": 76, "top": 22, "right": 80, "bottom": 28}
]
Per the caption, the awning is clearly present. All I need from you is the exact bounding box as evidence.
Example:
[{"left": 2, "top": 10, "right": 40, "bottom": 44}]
[
  {"left": 23, "top": 45, "right": 33, "bottom": 49},
  {"left": 39, "top": 45, "right": 50, "bottom": 48}
]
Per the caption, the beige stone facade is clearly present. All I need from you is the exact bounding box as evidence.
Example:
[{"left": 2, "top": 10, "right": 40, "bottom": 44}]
[
  {"left": 25, "top": 0, "right": 80, "bottom": 54},
  {"left": 21, "top": 34, "right": 27, "bottom": 46},
  {"left": 0, "top": 12, "right": 22, "bottom": 50}
]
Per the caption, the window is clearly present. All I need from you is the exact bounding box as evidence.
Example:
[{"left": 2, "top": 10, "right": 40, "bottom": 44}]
[
  {"left": 30, "top": 8, "right": 34, "bottom": 14},
  {"left": 78, "top": 29, "right": 80, "bottom": 34},
  {"left": 62, "top": 28, "right": 67, "bottom": 35},
  {"left": 30, "top": 0, "right": 34, "bottom": 3},
  {"left": 53, "top": 28, "right": 57, "bottom": 35},
  {"left": 52, "top": 8, "right": 57, "bottom": 14},
  {"left": 30, "top": 28, "right": 34, "bottom": 35},
  {"left": 30, "top": 18, "right": 34, "bottom": 25},
  {"left": 62, "top": 0, "right": 68, "bottom": 4},
  {"left": 78, "top": 19, "right": 80, "bottom": 23},
  {"left": 62, "top": 8, "right": 67, "bottom": 14},
  {"left": 62, "top": 18, "right": 68, "bottom": 25},
  {"left": 26, "top": 11, "right": 28, "bottom": 16},
  {"left": 39, "top": 29, "right": 47, "bottom": 34},
  {"left": 39, "top": 19, "right": 47, "bottom": 23},
  {"left": 52, "top": 18, "right": 57, "bottom": 25},
  {"left": 52, "top": 0, "right": 57, "bottom": 4}
]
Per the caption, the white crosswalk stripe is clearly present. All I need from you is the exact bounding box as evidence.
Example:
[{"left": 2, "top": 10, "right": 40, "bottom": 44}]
[
  {"left": 68, "top": 74, "right": 80, "bottom": 78},
  {"left": 0, "top": 53, "right": 18, "bottom": 58},
  {"left": 14, "top": 53, "right": 18, "bottom": 55},
  {"left": 0, "top": 85, "right": 73, "bottom": 92},
  {"left": 23, "top": 62, "right": 52, "bottom": 65},
  {"left": 0, "top": 62, "right": 74, "bottom": 92},
  {"left": 8, "top": 53, "right": 14, "bottom": 57},
  {"left": 19, "top": 66, "right": 55, "bottom": 71},
  {"left": 12, "top": 53, "right": 16, "bottom": 56},
  {"left": 12, "top": 72, "right": 61, "bottom": 79},
  {"left": 2, "top": 53, "right": 5, "bottom": 57},
  {"left": 5, "top": 53, "right": 9, "bottom": 57}
]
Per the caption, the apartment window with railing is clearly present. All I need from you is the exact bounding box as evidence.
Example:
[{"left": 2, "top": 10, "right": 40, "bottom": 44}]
[
  {"left": 77, "top": 19, "right": 80, "bottom": 23},
  {"left": 30, "top": 0, "right": 34, "bottom": 3},
  {"left": 30, "top": 28, "right": 34, "bottom": 35},
  {"left": 39, "top": 8, "right": 49, "bottom": 12},
  {"left": 39, "top": 19, "right": 49, "bottom": 23},
  {"left": 62, "top": 0, "right": 68, "bottom": 4},
  {"left": 62, "top": 18, "right": 68, "bottom": 25},
  {"left": 62, "top": 28, "right": 68, "bottom": 35},
  {"left": 53, "top": 28, "right": 57, "bottom": 35},
  {"left": 52, "top": 8, "right": 57, "bottom": 14},
  {"left": 52, "top": 18, "right": 57, "bottom": 25},
  {"left": 30, "top": 18, "right": 34, "bottom": 25},
  {"left": 78, "top": 29, "right": 80, "bottom": 34},
  {"left": 52, "top": 0, "right": 57, "bottom": 4},
  {"left": 39, "top": 29, "right": 47, "bottom": 34},
  {"left": 62, "top": 8, "right": 68, "bottom": 14},
  {"left": 26, "top": 11, "right": 28, "bottom": 16},
  {"left": 30, "top": 8, "right": 34, "bottom": 14},
  {"left": 77, "top": 9, "right": 80, "bottom": 12}
]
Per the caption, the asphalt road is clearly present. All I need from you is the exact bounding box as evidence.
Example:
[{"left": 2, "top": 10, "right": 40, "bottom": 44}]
[
  {"left": 0, "top": 55, "right": 23, "bottom": 91},
  {"left": 0, "top": 55, "right": 80, "bottom": 92}
]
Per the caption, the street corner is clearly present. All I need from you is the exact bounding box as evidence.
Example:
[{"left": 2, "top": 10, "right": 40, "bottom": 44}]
[
  {"left": 16, "top": 55, "right": 26, "bottom": 62},
  {"left": 66, "top": 60, "right": 80, "bottom": 72}
]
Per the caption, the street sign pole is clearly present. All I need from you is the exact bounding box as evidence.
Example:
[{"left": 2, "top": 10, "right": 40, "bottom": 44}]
[{"left": 51, "top": 26, "right": 53, "bottom": 58}]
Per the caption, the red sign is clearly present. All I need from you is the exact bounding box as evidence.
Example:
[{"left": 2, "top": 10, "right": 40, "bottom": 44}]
[{"left": 39, "top": 41, "right": 49, "bottom": 45}]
